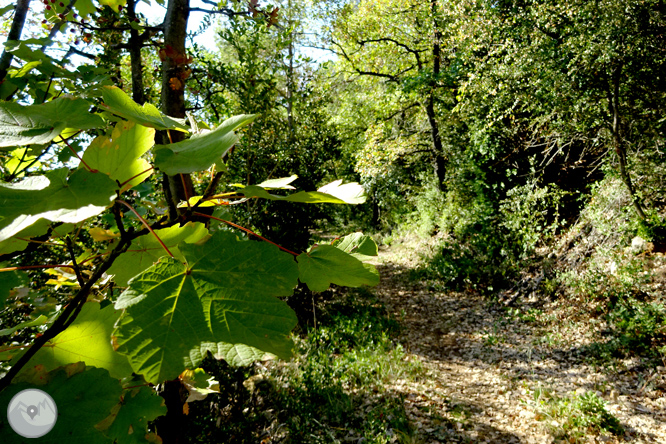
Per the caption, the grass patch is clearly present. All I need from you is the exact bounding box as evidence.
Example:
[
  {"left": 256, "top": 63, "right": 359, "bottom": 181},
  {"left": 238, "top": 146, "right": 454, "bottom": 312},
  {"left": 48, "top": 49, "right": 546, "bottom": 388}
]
[
  {"left": 265, "top": 288, "right": 422, "bottom": 443},
  {"left": 528, "top": 386, "right": 624, "bottom": 443}
]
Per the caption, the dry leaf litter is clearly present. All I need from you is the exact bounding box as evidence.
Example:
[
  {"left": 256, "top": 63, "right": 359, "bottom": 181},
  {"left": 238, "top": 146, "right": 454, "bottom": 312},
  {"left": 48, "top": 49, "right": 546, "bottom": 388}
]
[{"left": 366, "top": 237, "right": 666, "bottom": 444}]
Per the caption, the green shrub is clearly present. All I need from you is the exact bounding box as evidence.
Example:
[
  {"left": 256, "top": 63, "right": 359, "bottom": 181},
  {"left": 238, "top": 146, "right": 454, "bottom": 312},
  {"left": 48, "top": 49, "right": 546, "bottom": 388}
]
[{"left": 530, "top": 387, "right": 624, "bottom": 443}]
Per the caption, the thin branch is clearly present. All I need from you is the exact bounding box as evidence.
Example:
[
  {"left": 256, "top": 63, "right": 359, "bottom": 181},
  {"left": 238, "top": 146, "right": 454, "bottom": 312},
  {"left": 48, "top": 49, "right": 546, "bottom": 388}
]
[
  {"left": 357, "top": 37, "right": 425, "bottom": 69},
  {"left": 116, "top": 199, "right": 175, "bottom": 258},
  {"left": 119, "top": 166, "right": 154, "bottom": 187},
  {"left": 202, "top": 171, "right": 224, "bottom": 200},
  {"left": 193, "top": 212, "right": 299, "bottom": 256},
  {"left": 190, "top": 7, "right": 247, "bottom": 15},
  {"left": 0, "top": 224, "right": 61, "bottom": 263},
  {"left": 0, "top": 0, "right": 31, "bottom": 82},
  {"left": 65, "top": 237, "right": 86, "bottom": 287},
  {"left": 62, "top": 137, "right": 96, "bottom": 172},
  {"left": 68, "top": 46, "right": 97, "bottom": 60}
]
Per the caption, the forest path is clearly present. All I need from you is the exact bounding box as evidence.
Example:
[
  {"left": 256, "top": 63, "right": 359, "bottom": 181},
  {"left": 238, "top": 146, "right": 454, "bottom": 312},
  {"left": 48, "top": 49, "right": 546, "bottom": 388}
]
[{"left": 368, "top": 241, "right": 666, "bottom": 444}]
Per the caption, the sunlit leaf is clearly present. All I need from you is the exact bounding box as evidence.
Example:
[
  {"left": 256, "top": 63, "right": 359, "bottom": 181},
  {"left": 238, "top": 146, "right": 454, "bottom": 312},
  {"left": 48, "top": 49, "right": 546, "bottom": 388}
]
[
  {"left": 100, "top": 86, "right": 188, "bottom": 131},
  {"left": 238, "top": 179, "right": 367, "bottom": 205},
  {"left": 153, "top": 114, "right": 255, "bottom": 175},
  {"left": 0, "top": 169, "right": 117, "bottom": 242},
  {"left": 82, "top": 121, "right": 155, "bottom": 190},
  {"left": 258, "top": 174, "right": 298, "bottom": 189},
  {"left": 0, "top": 315, "right": 49, "bottom": 336},
  {"left": 332, "top": 232, "right": 378, "bottom": 260},
  {"left": 22, "top": 302, "right": 133, "bottom": 379}
]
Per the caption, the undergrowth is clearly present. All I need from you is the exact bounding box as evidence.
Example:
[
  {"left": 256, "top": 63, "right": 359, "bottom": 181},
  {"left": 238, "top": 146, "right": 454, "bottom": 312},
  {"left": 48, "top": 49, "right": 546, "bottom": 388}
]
[
  {"left": 528, "top": 386, "right": 624, "bottom": 443},
  {"left": 182, "top": 287, "right": 422, "bottom": 443}
]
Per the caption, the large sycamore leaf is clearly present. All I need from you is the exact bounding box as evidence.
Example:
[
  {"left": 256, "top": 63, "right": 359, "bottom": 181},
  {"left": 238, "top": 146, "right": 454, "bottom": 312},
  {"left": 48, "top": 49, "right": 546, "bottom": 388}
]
[
  {"left": 153, "top": 114, "right": 256, "bottom": 175},
  {"left": 0, "top": 366, "right": 121, "bottom": 444},
  {"left": 113, "top": 231, "right": 299, "bottom": 383},
  {"left": 82, "top": 121, "right": 155, "bottom": 190},
  {"left": 97, "top": 386, "right": 166, "bottom": 444},
  {"left": 101, "top": 86, "right": 188, "bottom": 131},
  {"left": 107, "top": 222, "right": 209, "bottom": 287},
  {"left": 297, "top": 245, "right": 379, "bottom": 292},
  {"left": 0, "top": 96, "right": 104, "bottom": 148},
  {"left": 0, "top": 169, "right": 117, "bottom": 242},
  {"left": 238, "top": 179, "right": 367, "bottom": 205},
  {"left": 21, "top": 302, "right": 133, "bottom": 379}
]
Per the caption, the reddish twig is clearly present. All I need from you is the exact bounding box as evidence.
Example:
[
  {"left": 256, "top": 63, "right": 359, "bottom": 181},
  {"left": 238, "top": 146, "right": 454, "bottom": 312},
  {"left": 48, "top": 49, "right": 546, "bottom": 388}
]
[
  {"left": 192, "top": 212, "right": 299, "bottom": 256},
  {"left": 119, "top": 166, "right": 154, "bottom": 187},
  {"left": 62, "top": 138, "right": 97, "bottom": 173},
  {"left": 180, "top": 174, "right": 191, "bottom": 207},
  {"left": 116, "top": 199, "right": 175, "bottom": 258}
]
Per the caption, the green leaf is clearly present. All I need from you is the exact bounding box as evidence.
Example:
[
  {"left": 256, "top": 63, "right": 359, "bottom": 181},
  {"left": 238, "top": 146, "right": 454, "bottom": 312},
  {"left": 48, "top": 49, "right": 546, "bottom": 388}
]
[
  {"left": 0, "top": 366, "right": 121, "bottom": 444},
  {"left": 297, "top": 245, "right": 379, "bottom": 292},
  {"left": 332, "top": 232, "right": 378, "bottom": 260},
  {"left": 106, "top": 222, "right": 209, "bottom": 287},
  {"left": 153, "top": 114, "right": 256, "bottom": 175},
  {"left": 100, "top": 86, "right": 188, "bottom": 131},
  {"left": 98, "top": 386, "right": 166, "bottom": 444},
  {"left": 0, "top": 315, "right": 48, "bottom": 336},
  {"left": 238, "top": 179, "right": 367, "bottom": 205},
  {"left": 0, "top": 269, "right": 22, "bottom": 309},
  {"left": 10, "top": 60, "right": 42, "bottom": 78},
  {"left": 82, "top": 121, "right": 155, "bottom": 190},
  {"left": 74, "top": 0, "right": 97, "bottom": 18},
  {"left": 316, "top": 180, "right": 367, "bottom": 204},
  {"left": 113, "top": 231, "right": 298, "bottom": 383},
  {"left": 258, "top": 174, "right": 298, "bottom": 189},
  {"left": 0, "top": 169, "right": 117, "bottom": 242},
  {"left": 0, "top": 96, "right": 104, "bottom": 148},
  {"left": 22, "top": 302, "right": 133, "bottom": 379},
  {"left": 0, "top": 4, "right": 14, "bottom": 15},
  {"left": 98, "top": 0, "right": 127, "bottom": 11},
  {"left": 5, "top": 148, "right": 40, "bottom": 177}
]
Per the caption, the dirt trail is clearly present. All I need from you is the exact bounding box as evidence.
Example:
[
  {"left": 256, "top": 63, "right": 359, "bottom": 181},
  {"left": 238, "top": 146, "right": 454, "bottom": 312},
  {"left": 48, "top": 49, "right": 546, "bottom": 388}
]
[{"left": 369, "top": 244, "right": 666, "bottom": 444}]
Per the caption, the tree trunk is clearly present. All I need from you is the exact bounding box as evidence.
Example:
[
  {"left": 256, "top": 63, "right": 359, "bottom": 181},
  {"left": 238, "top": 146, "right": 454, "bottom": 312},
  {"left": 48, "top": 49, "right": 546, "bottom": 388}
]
[
  {"left": 159, "top": 0, "right": 195, "bottom": 220},
  {"left": 427, "top": 0, "right": 446, "bottom": 190},
  {"left": 0, "top": 0, "right": 31, "bottom": 84},
  {"left": 154, "top": 0, "right": 193, "bottom": 442},
  {"left": 609, "top": 63, "right": 646, "bottom": 220},
  {"left": 127, "top": 0, "right": 145, "bottom": 105}
]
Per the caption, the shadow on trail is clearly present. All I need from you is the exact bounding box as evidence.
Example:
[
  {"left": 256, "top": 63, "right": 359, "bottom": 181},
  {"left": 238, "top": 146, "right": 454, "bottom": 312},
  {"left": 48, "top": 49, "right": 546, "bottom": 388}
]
[{"left": 370, "top": 261, "right": 661, "bottom": 443}]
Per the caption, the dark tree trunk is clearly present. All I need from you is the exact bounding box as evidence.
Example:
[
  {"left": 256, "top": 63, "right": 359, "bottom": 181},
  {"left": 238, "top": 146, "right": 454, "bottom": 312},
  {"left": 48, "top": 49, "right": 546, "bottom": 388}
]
[
  {"left": 0, "top": 0, "right": 31, "bottom": 83},
  {"left": 154, "top": 0, "right": 193, "bottom": 442},
  {"left": 427, "top": 0, "right": 446, "bottom": 190},
  {"left": 127, "top": 0, "right": 146, "bottom": 105},
  {"left": 609, "top": 63, "right": 646, "bottom": 220},
  {"left": 159, "top": 0, "right": 195, "bottom": 220}
]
